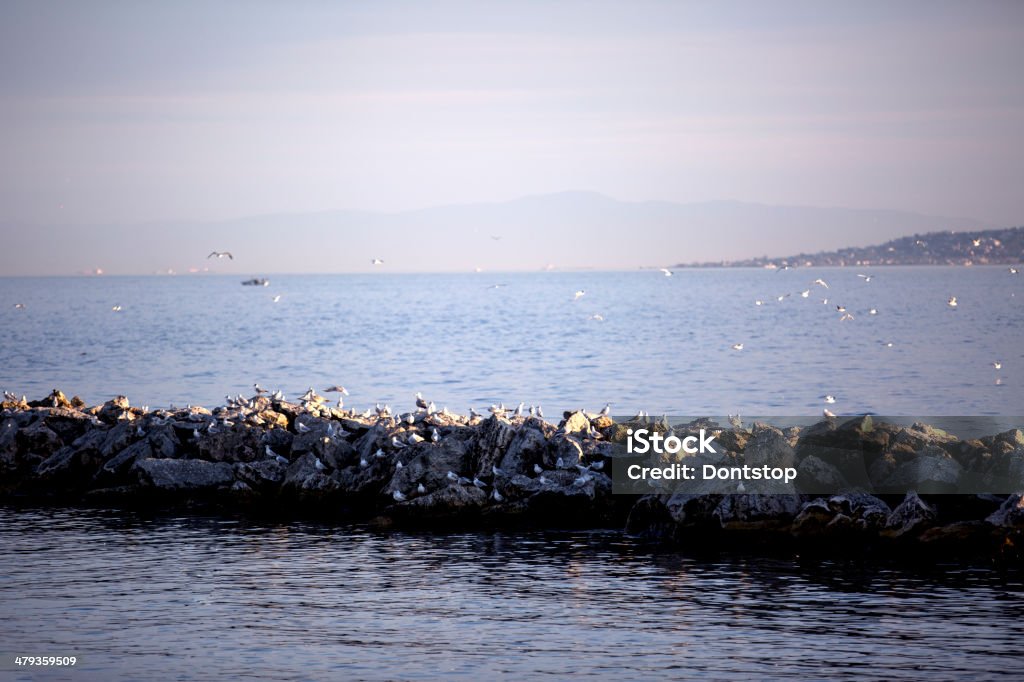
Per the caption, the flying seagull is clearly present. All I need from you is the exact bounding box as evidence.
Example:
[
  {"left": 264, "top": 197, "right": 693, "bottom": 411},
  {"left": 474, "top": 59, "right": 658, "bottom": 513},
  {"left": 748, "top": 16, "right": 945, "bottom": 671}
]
[
  {"left": 324, "top": 385, "right": 349, "bottom": 395},
  {"left": 857, "top": 274, "right": 873, "bottom": 282},
  {"left": 371, "top": 258, "right": 384, "bottom": 266},
  {"left": 573, "top": 290, "right": 586, "bottom": 301},
  {"left": 813, "top": 278, "right": 829, "bottom": 289},
  {"left": 208, "top": 251, "right": 233, "bottom": 260},
  {"left": 731, "top": 343, "right": 744, "bottom": 351},
  {"left": 660, "top": 268, "right": 673, "bottom": 277}
]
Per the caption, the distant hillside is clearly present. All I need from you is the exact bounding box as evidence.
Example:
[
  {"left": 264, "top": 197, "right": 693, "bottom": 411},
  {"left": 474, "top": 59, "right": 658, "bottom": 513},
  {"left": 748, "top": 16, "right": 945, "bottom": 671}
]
[{"left": 674, "top": 226, "right": 1024, "bottom": 268}]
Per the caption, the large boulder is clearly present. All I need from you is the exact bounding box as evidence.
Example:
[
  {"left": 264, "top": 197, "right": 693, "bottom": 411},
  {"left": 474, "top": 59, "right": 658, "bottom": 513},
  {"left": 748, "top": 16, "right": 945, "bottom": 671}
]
[
  {"left": 882, "top": 491, "right": 937, "bottom": 538},
  {"left": 133, "top": 458, "right": 234, "bottom": 491}
]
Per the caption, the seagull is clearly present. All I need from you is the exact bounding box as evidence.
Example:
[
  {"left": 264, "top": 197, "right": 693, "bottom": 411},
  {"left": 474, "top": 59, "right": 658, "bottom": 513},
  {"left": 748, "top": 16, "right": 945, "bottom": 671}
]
[
  {"left": 823, "top": 409, "right": 836, "bottom": 418},
  {"left": 800, "top": 290, "right": 810, "bottom": 298},
  {"left": 660, "top": 268, "right": 673, "bottom": 277},
  {"left": 408, "top": 432, "right": 424, "bottom": 445},
  {"left": 208, "top": 251, "right": 233, "bottom": 260},
  {"left": 755, "top": 300, "right": 764, "bottom": 306},
  {"left": 777, "top": 294, "right": 789, "bottom": 302},
  {"left": 314, "top": 457, "right": 325, "bottom": 471},
  {"left": 391, "top": 436, "right": 407, "bottom": 449},
  {"left": 253, "top": 383, "right": 268, "bottom": 394},
  {"left": 492, "top": 465, "right": 505, "bottom": 477},
  {"left": 415, "top": 392, "right": 429, "bottom": 409},
  {"left": 359, "top": 456, "right": 369, "bottom": 468},
  {"left": 473, "top": 477, "right": 487, "bottom": 489},
  {"left": 589, "top": 314, "right": 604, "bottom": 321},
  {"left": 431, "top": 427, "right": 441, "bottom": 443},
  {"left": 737, "top": 481, "right": 746, "bottom": 493},
  {"left": 1010, "top": 267, "right": 1019, "bottom": 275},
  {"left": 948, "top": 296, "right": 958, "bottom": 308},
  {"left": 839, "top": 313, "right": 855, "bottom": 322},
  {"left": 111, "top": 305, "right": 122, "bottom": 312},
  {"left": 296, "top": 422, "right": 310, "bottom": 434},
  {"left": 492, "top": 489, "right": 504, "bottom": 502},
  {"left": 533, "top": 464, "right": 544, "bottom": 475},
  {"left": 824, "top": 395, "right": 836, "bottom": 404},
  {"left": 446, "top": 471, "right": 459, "bottom": 483},
  {"left": 993, "top": 361, "right": 1003, "bottom": 370},
  {"left": 371, "top": 258, "right": 384, "bottom": 266},
  {"left": 272, "top": 295, "right": 281, "bottom": 303},
  {"left": 13, "top": 303, "right": 25, "bottom": 309},
  {"left": 417, "top": 483, "right": 427, "bottom": 495},
  {"left": 857, "top": 274, "right": 873, "bottom": 282},
  {"left": 813, "top": 278, "right": 829, "bottom": 289},
  {"left": 599, "top": 403, "right": 611, "bottom": 417},
  {"left": 395, "top": 460, "right": 403, "bottom": 470},
  {"left": 972, "top": 238, "right": 982, "bottom": 247},
  {"left": 869, "top": 308, "right": 878, "bottom": 315},
  {"left": 392, "top": 489, "right": 407, "bottom": 502},
  {"left": 324, "top": 385, "right": 349, "bottom": 395},
  {"left": 731, "top": 343, "right": 744, "bottom": 351},
  {"left": 556, "top": 457, "right": 565, "bottom": 469},
  {"left": 573, "top": 290, "right": 586, "bottom": 301},
  {"left": 836, "top": 305, "right": 846, "bottom": 312}
]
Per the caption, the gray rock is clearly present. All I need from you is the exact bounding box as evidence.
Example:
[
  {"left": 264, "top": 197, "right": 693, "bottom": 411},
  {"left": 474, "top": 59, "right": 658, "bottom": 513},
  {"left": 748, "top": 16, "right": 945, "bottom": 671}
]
[
  {"left": 986, "top": 493, "right": 1024, "bottom": 528},
  {"left": 884, "top": 446, "right": 963, "bottom": 493},
  {"left": 133, "top": 458, "right": 235, "bottom": 490},
  {"left": 745, "top": 425, "right": 796, "bottom": 469},
  {"left": 499, "top": 425, "right": 548, "bottom": 475},
  {"left": 713, "top": 490, "right": 802, "bottom": 530},
  {"left": 796, "top": 455, "right": 849, "bottom": 492},
  {"left": 883, "top": 491, "right": 937, "bottom": 538}
]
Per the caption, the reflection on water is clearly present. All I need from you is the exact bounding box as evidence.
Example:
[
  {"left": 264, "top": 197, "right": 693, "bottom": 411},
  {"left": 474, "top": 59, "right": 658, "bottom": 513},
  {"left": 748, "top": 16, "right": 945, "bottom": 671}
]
[{"left": 1, "top": 507, "right": 1022, "bottom": 680}]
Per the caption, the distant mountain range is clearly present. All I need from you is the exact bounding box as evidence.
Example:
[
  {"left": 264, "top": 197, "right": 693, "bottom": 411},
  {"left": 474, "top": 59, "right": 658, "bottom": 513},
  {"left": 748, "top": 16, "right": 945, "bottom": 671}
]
[{"left": 674, "top": 225, "right": 1024, "bottom": 268}]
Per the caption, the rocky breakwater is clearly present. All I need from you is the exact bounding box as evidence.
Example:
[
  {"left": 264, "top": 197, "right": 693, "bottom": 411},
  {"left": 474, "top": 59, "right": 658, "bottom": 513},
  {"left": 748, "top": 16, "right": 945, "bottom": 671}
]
[
  {"left": 623, "top": 417, "right": 1024, "bottom": 562},
  {"left": 0, "top": 390, "right": 621, "bottom": 527}
]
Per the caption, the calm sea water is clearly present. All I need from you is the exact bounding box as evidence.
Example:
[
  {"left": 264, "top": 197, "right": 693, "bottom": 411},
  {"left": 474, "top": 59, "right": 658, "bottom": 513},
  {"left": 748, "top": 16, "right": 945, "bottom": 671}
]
[
  {"left": 0, "top": 507, "right": 1022, "bottom": 680},
  {"left": 0, "top": 267, "right": 1021, "bottom": 416}
]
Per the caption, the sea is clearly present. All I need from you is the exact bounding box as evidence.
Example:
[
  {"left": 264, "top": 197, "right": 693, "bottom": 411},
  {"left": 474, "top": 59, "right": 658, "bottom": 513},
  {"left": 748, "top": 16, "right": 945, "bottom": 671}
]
[
  {"left": 0, "top": 267, "right": 1021, "bottom": 416},
  {"left": 2, "top": 267, "right": 1023, "bottom": 680}
]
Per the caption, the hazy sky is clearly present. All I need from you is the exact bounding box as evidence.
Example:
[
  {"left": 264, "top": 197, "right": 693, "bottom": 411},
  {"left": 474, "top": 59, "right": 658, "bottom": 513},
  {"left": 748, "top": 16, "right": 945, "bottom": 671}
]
[{"left": 1, "top": 1, "right": 1023, "bottom": 271}]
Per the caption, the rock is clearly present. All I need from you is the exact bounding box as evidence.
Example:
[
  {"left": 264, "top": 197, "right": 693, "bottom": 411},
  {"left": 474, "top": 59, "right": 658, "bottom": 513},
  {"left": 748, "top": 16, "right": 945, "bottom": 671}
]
[
  {"left": 744, "top": 425, "right": 796, "bottom": 469},
  {"left": 133, "top": 458, "right": 234, "bottom": 491},
  {"left": 713, "top": 491, "right": 802, "bottom": 531},
  {"left": 16, "top": 421, "right": 64, "bottom": 462},
  {"left": 561, "top": 411, "right": 591, "bottom": 436},
  {"left": 986, "top": 494, "right": 1024, "bottom": 528},
  {"left": 98, "top": 396, "right": 131, "bottom": 423},
  {"left": 883, "top": 491, "right": 937, "bottom": 538},
  {"left": 387, "top": 484, "right": 488, "bottom": 521},
  {"left": 883, "top": 446, "right": 963, "bottom": 493},
  {"left": 796, "top": 455, "right": 849, "bottom": 492},
  {"left": 234, "top": 459, "right": 287, "bottom": 488},
  {"left": 547, "top": 436, "right": 583, "bottom": 470},
  {"left": 472, "top": 417, "right": 516, "bottom": 476},
  {"left": 499, "top": 425, "right": 548, "bottom": 476}
]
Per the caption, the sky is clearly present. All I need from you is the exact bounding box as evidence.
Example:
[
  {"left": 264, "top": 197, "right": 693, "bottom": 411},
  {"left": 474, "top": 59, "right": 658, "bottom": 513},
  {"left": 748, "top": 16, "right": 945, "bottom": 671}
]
[{"left": 1, "top": 1, "right": 1022, "bottom": 273}]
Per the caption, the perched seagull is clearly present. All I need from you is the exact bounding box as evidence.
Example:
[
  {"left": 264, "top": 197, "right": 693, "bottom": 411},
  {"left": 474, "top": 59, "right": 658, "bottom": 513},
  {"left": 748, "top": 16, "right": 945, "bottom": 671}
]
[
  {"left": 824, "top": 395, "right": 836, "bottom": 404},
  {"left": 857, "top": 274, "right": 873, "bottom": 282},
  {"left": 993, "top": 361, "right": 1003, "bottom": 370},
  {"left": 446, "top": 471, "right": 459, "bottom": 483},
  {"left": 731, "top": 343, "right": 744, "bottom": 351},
  {"left": 324, "top": 385, "right": 349, "bottom": 395},
  {"left": 406, "top": 432, "right": 423, "bottom": 445},
  {"left": 800, "top": 290, "right": 810, "bottom": 298},
  {"left": 660, "top": 268, "right": 673, "bottom": 277},
  {"left": 533, "top": 464, "right": 544, "bottom": 475},
  {"left": 296, "top": 422, "right": 311, "bottom": 434},
  {"left": 492, "top": 489, "right": 504, "bottom": 503},
  {"left": 415, "top": 392, "right": 429, "bottom": 409},
  {"left": 813, "top": 278, "right": 830, "bottom": 289},
  {"left": 208, "top": 251, "right": 233, "bottom": 260},
  {"left": 492, "top": 464, "right": 505, "bottom": 477},
  {"left": 392, "top": 489, "right": 407, "bottom": 502},
  {"left": 824, "top": 409, "right": 836, "bottom": 418},
  {"left": 371, "top": 258, "right": 384, "bottom": 266},
  {"left": 472, "top": 477, "right": 487, "bottom": 489},
  {"left": 253, "top": 383, "right": 268, "bottom": 394},
  {"left": 599, "top": 403, "right": 611, "bottom": 417},
  {"left": 395, "top": 460, "right": 403, "bottom": 470},
  {"left": 972, "top": 238, "right": 982, "bottom": 247},
  {"left": 948, "top": 296, "right": 958, "bottom": 308},
  {"left": 573, "top": 290, "right": 586, "bottom": 301},
  {"left": 431, "top": 427, "right": 441, "bottom": 443},
  {"left": 391, "top": 436, "right": 407, "bottom": 449},
  {"left": 359, "top": 456, "right": 370, "bottom": 468},
  {"left": 417, "top": 483, "right": 427, "bottom": 495},
  {"left": 314, "top": 457, "right": 325, "bottom": 471}
]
